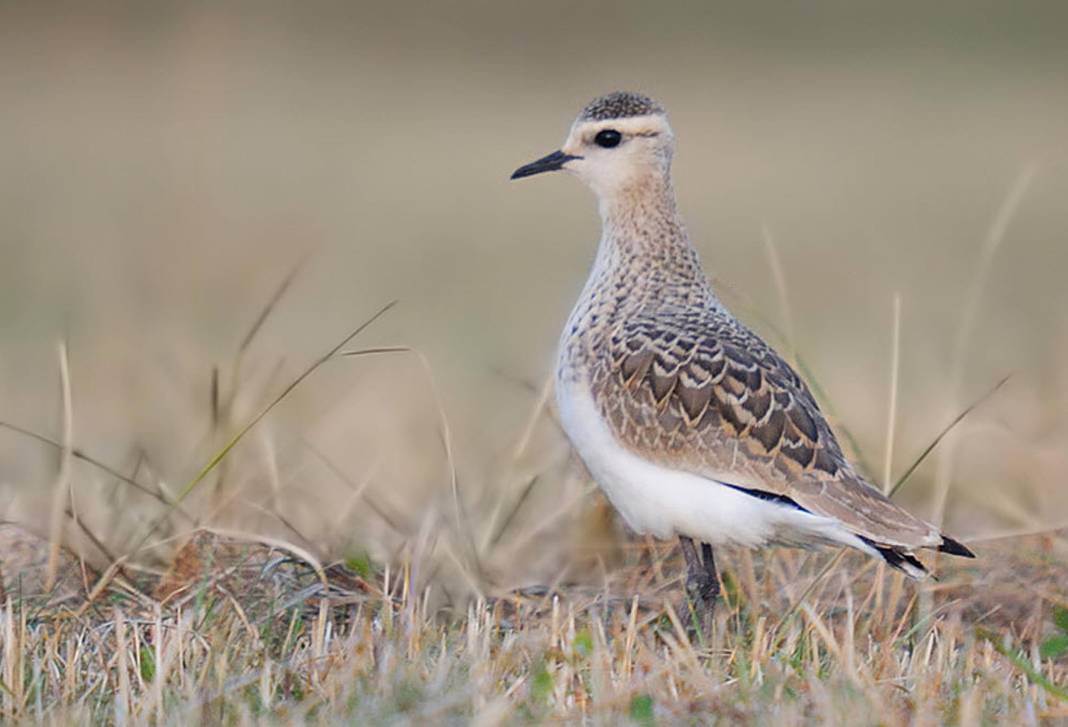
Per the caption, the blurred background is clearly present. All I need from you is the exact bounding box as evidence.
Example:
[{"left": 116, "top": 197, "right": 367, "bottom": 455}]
[{"left": 1, "top": 1, "right": 1066, "bottom": 588}]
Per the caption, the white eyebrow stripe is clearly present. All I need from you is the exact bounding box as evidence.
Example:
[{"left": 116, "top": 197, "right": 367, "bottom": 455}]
[{"left": 574, "top": 114, "right": 671, "bottom": 140}]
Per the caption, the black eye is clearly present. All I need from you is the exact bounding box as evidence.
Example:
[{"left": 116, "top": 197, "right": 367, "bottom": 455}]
[{"left": 594, "top": 129, "right": 622, "bottom": 148}]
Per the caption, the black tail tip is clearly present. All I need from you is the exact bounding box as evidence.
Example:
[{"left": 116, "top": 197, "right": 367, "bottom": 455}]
[{"left": 938, "top": 535, "right": 976, "bottom": 558}]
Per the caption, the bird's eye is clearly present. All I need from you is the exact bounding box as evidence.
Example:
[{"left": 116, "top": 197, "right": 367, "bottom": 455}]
[{"left": 594, "top": 129, "right": 622, "bottom": 148}]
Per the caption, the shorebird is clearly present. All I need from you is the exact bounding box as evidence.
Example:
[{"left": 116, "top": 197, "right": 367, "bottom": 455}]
[{"left": 511, "top": 91, "right": 974, "bottom": 615}]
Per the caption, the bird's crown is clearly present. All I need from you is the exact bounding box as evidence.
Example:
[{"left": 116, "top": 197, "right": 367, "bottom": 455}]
[{"left": 578, "top": 91, "right": 664, "bottom": 122}]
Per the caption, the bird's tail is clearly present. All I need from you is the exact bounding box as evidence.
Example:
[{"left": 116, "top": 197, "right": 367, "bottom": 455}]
[
  {"left": 860, "top": 533, "right": 975, "bottom": 580},
  {"left": 937, "top": 534, "right": 976, "bottom": 558},
  {"left": 865, "top": 540, "right": 930, "bottom": 579}
]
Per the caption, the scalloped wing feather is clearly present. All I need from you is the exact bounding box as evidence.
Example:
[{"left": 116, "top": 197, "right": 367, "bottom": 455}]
[{"left": 593, "top": 306, "right": 940, "bottom": 550}]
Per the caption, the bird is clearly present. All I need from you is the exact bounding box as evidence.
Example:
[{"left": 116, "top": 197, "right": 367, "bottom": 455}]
[{"left": 510, "top": 91, "right": 974, "bottom": 616}]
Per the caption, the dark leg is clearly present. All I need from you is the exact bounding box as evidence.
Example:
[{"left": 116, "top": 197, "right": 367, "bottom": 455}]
[
  {"left": 679, "top": 537, "right": 719, "bottom": 624},
  {"left": 700, "top": 542, "right": 721, "bottom": 603}
]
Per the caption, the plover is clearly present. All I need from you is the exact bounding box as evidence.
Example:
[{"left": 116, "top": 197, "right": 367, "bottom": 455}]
[{"left": 511, "top": 91, "right": 974, "bottom": 613}]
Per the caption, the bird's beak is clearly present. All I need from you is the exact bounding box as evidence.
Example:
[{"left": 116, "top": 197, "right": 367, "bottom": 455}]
[{"left": 510, "top": 150, "right": 582, "bottom": 180}]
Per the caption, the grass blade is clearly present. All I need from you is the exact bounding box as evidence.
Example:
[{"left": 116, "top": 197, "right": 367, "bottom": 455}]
[
  {"left": 45, "top": 341, "right": 73, "bottom": 592},
  {"left": 237, "top": 255, "right": 310, "bottom": 357},
  {"left": 888, "top": 374, "right": 1011, "bottom": 498},
  {"left": 130, "top": 300, "right": 397, "bottom": 552},
  {"left": 882, "top": 293, "right": 902, "bottom": 493}
]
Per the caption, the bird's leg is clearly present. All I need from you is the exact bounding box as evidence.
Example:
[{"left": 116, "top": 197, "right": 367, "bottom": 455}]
[
  {"left": 700, "top": 542, "right": 721, "bottom": 603},
  {"left": 679, "top": 537, "right": 718, "bottom": 628}
]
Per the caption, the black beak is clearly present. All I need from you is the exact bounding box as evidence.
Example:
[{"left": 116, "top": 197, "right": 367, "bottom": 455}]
[{"left": 510, "top": 150, "right": 582, "bottom": 180}]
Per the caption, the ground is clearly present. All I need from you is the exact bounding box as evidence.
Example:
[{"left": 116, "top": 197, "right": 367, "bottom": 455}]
[{"left": 1, "top": 522, "right": 1066, "bottom": 725}]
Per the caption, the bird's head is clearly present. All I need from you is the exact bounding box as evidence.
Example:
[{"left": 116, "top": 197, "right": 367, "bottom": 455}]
[{"left": 511, "top": 91, "right": 675, "bottom": 200}]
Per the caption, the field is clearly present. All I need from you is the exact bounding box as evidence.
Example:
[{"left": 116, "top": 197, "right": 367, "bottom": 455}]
[
  {"left": 1, "top": 516, "right": 1067, "bottom": 723},
  {"left": 1, "top": 293, "right": 1066, "bottom": 723},
  {"left": 2, "top": 2, "right": 1068, "bottom": 724}
]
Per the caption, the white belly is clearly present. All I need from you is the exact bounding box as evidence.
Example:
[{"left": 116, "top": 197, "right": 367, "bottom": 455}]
[{"left": 555, "top": 376, "right": 871, "bottom": 553}]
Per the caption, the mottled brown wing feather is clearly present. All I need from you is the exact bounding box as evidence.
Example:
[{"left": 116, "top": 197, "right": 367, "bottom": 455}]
[{"left": 594, "top": 305, "right": 938, "bottom": 549}]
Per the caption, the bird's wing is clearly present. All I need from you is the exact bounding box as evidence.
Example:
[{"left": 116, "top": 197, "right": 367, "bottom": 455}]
[{"left": 589, "top": 304, "right": 941, "bottom": 549}]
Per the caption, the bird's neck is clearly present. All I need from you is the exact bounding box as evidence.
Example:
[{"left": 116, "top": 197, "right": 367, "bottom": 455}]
[
  {"left": 560, "top": 173, "right": 714, "bottom": 373},
  {"left": 593, "top": 175, "right": 705, "bottom": 286}
]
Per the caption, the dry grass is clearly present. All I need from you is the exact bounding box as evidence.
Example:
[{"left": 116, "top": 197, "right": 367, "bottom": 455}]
[
  {"left": 1, "top": 525, "right": 1066, "bottom": 725},
  {"left": 0, "top": 316, "right": 1065, "bottom": 725},
  {"left": 1, "top": 348, "right": 1064, "bottom": 726},
  {"left": 0, "top": 313, "right": 1065, "bottom": 725}
]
